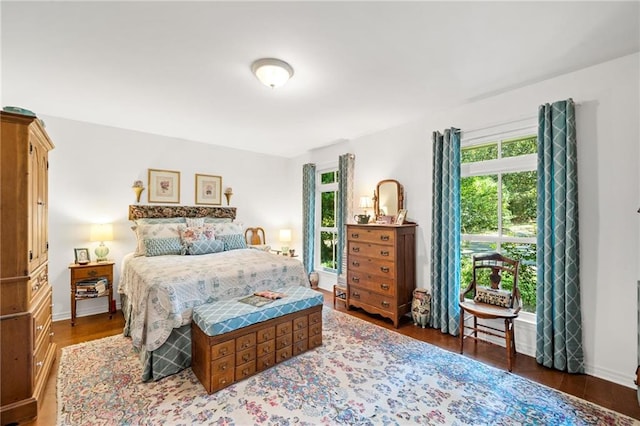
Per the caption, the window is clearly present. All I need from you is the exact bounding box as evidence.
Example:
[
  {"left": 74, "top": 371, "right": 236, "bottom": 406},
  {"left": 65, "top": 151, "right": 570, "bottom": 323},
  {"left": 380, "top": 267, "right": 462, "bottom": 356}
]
[
  {"left": 461, "top": 134, "right": 538, "bottom": 313},
  {"left": 317, "top": 168, "right": 339, "bottom": 271}
]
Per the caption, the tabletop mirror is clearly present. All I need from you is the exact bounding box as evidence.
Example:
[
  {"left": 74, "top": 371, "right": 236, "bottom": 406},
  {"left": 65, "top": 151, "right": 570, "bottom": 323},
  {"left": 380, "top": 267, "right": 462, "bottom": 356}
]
[{"left": 373, "top": 179, "right": 404, "bottom": 221}]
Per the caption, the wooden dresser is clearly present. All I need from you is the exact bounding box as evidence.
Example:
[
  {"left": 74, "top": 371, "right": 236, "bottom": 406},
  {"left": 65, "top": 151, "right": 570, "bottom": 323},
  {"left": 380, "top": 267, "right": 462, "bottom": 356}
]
[
  {"left": 346, "top": 224, "right": 417, "bottom": 328},
  {"left": 1, "top": 111, "right": 56, "bottom": 425}
]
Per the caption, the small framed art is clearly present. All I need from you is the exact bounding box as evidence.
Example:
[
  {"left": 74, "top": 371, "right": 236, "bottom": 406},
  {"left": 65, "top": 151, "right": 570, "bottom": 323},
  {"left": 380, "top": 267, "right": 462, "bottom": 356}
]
[
  {"left": 195, "top": 174, "right": 222, "bottom": 205},
  {"left": 395, "top": 209, "right": 407, "bottom": 225},
  {"left": 148, "top": 169, "right": 180, "bottom": 203},
  {"left": 74, "top": 248, "right": 90, "bottom": 264}
]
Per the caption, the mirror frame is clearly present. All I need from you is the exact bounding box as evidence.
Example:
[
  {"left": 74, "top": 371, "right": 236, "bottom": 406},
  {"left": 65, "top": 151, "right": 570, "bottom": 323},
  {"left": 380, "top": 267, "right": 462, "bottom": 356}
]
[{"left": 373, "top": 179, "right": 404, "bottom": 219}]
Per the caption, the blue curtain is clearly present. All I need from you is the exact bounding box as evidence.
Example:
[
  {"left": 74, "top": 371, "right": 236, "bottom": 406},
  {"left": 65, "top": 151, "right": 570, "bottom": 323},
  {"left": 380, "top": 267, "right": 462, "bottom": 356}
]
[
  {"left": 431, "top": 128, "right": 461, "bottom": 335},
  {"left": 302, "top": 163, "right": 316, "bottom": 275},
  {"left": 336, "top": 153, "right": 355, "bottom": 277},
  {"left": 536, "top": 98, "right": 584, "bottom": 373}
]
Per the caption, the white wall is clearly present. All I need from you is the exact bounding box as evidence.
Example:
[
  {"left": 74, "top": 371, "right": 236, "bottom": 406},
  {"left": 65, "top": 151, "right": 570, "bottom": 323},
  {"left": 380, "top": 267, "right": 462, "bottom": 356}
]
[
  {"left": 293, "top": 53, "right": 639, "bottom": 388},
  {"left": 44, "top": 117, "right": 299, "bottom": 321}
]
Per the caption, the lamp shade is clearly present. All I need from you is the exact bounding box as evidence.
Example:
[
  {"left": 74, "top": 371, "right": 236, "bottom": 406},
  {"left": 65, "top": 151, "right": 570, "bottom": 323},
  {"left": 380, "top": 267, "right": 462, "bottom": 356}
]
[
  {"left": 359, "top": 196, "right": 373, "bottom": 209},
  {"left": 90, "top": 223, "right": 113, "bottom": 242},
  {"left": 251, "top": 58, "right": 294, "bottom": 88},
  {"left": 279, "top": 229, "right": 292, "bottom": 243}
]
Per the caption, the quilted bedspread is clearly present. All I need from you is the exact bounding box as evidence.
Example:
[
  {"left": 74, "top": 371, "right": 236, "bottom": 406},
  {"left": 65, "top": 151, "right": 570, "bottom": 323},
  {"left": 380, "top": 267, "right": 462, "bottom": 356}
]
[{"left": 119, "top": 249, "right": 309, "bottom": 352}]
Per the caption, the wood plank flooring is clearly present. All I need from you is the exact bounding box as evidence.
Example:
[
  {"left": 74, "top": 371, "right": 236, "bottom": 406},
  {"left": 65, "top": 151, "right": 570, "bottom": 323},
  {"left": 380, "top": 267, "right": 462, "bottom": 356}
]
[{"left": 24, "top": 290, "right": 640, "bottom": 425}]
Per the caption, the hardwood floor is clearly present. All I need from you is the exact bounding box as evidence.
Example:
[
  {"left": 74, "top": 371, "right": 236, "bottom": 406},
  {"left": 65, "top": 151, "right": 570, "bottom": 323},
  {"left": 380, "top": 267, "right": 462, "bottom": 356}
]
[{"left": 25, "top": 290, "right": 640, "bottom": 425}]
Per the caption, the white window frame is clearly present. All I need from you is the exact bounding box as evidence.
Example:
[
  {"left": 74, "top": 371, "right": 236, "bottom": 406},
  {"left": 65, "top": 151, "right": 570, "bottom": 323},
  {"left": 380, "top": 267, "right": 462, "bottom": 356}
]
[
  {"left": 461, "top": 118, "right": 537, "bottom": 320},
  {"left": 316, "top": 165, "right": 339, "bottom": 273}
]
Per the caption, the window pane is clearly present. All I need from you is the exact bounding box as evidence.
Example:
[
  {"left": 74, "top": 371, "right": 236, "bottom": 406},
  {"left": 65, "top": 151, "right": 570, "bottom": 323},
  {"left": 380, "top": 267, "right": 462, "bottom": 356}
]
[
  {"left": 502, "top": 171, "right": 537, "bottom": 237},
  {"left": 461, "top": 175, "right": 498, "bottom": 235},
  {"left": 502, "top": 243, "right": 537, "bottom": 313},
  {"left": 320, "top": 231, "right": 337, "bottom": 270},
  {"left": 321, "top": 191, "right": 335, "bottom": 227},
  {"left": 502, "top": 135, "right": 537, "bottom": 158},
  {"left": 320, "top": 170, "right": 338, "bottom": 184},
  {"left": 462, "top": 142, "right": 498, "bottom": 163}
]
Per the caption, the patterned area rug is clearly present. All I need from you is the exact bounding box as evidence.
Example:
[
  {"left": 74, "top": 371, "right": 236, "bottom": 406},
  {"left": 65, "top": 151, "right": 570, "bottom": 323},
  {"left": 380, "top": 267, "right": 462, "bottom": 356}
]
[{"left": 58, "top": 309, "right": 637, "bottom": 425}]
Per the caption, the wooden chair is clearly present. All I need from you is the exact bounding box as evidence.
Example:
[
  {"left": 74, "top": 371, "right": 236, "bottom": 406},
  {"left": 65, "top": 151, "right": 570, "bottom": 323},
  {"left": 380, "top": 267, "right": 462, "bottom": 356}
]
[
  {"left": 244, "top": 227, "right": 266, "bottom": 246},
  {"left": 459, "top": 252, "right": 521, "bottom": 371}
]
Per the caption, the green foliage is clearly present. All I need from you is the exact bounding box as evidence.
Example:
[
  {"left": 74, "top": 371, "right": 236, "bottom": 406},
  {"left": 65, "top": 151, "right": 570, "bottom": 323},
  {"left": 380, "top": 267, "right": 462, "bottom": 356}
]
[
  {"left": 461, "top": 143, "right": 497, "bottom": 163},
  {"left": 502, "top": 136, "right": 537, "bottom": 158},
  {"left": 461, "top": 176, "right": 499, "bottom": 234}
]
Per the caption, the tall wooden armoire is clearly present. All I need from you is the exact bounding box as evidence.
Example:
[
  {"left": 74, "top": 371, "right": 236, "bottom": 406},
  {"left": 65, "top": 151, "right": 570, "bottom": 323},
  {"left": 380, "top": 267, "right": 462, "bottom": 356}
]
[{"left": 1, "top": 111, "right": 56, "bottom": 425}]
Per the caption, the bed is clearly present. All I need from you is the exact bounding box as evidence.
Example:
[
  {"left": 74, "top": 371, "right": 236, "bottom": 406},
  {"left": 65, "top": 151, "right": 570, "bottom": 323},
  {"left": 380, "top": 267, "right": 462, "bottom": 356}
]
[{"left": 119, "top": 205, "right": 310, "bottom": 381}]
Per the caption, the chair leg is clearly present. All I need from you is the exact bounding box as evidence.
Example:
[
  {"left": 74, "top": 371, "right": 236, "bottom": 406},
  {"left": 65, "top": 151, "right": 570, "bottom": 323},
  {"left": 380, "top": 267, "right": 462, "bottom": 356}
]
[{"left": 505, "top": 319, "right": 513, "bottom": 372}]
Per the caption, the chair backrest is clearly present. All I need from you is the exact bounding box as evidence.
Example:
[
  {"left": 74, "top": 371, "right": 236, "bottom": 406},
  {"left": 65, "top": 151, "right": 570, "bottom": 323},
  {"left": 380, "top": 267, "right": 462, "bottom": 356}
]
[
  {"left": 468, "top": 253, "right": 521, "bottom": 310},
  {"left": 244, "top": 227, "right": 266, "bottom": 245}
]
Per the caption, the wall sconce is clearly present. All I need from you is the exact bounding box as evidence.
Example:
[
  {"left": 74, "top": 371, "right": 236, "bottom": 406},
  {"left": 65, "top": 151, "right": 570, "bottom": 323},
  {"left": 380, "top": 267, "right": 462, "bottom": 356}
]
[
  {"left": 279, "top": 229, "right": 292, "bottom": 254},
  {"left": 132, "top": 180, "right": 145, "bottom": 203},
  {"left": 224, "top": 187, "right": 233, "bottom": 206},
  {"left": 90, "top": 223, "right": 113, "bottom": 262}
]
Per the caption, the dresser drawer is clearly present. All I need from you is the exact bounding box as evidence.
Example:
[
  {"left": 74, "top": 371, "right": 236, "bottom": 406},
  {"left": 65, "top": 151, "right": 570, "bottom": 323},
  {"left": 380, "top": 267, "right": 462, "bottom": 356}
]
[
  {"left": 349, "top": 286, "right": 395, "bottom": 313},
  {"left": 235, "top": 332, "right": 256, "bottom": 351},
  {"left": 33, "top": 289, "right": 52, "bottom": 348},
  {"left": 347, "top": 226, "right": 396, "bottom": 245},
  {"left": 347, "top": 271, "right": 396, "bottom": 297},
  {"left": 348, "top": 241, "right": 395, "bottom": 262},
  {"left": 29, "top": 264, "right": 49, "bottom": 306},
  {"left": 347, "top": 254, "right": 395, "bottom": 277},
  {"left": 210, "top": 340, "right": 235, "bottom": 360}
]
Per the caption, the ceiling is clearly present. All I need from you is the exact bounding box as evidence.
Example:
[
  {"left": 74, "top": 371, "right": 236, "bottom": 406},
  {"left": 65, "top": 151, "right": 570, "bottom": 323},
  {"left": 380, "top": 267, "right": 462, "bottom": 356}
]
[{"left": 2, "top": 1, "right": 639, "bottom": 158}]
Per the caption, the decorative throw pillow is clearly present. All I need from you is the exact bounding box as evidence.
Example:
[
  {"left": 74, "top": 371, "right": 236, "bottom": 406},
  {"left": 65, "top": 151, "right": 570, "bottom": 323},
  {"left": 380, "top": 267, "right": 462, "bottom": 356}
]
[
  {"left": 143, "top": 237, "right": 182, "bottom": 257},
  {"left": 474, "top": 287, "right": 512, "bottom": 308},
  {"left": 133, "top": 222, "right": 183, "bottom": 256},
  {"left": 178, "top": 225, "right": 217, "bottom": 255},
  {"left": 189, "top": 239, "right": 225, "bottom": 255},
  {"left": 185, "top": 217, "right": 205, "bottom": 228},
  {"left": 217, "top": 234, "right": 248, "bottom": 251},
  {"left": 212, "top": 221, "right": 244, "bottom": 236}
]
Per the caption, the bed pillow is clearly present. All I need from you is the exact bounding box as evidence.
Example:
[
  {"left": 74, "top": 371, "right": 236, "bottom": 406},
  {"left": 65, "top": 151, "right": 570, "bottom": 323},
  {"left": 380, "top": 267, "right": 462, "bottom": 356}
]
[
  {"left": 189, "top": 239, "right": 225, "bottom": 255},
  {"left": 203, "top": 217, "right": 233, "bottom": 224},
  {"left": 217, "top": 234, "right": 247, "bottom": 251},
  {"left": 134, "top": 217, "right": 187, "bottom": 225},
  {"left": 133, "top": 222, "right": 183, "bottom": 257},
  {"left": 143, "top": 237, "right": 182, "bottom": 257},
  {"left": 212, "top": 221, "right": 244, "bottom": 236},
  {"left": 185, "top": 217, "right": 205, "bottom": 227}
]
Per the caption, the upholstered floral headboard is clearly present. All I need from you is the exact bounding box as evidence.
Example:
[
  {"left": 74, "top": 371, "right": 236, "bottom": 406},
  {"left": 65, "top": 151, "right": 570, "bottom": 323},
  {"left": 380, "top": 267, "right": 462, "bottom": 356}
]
[{"left": 128, "top": 205, "right": 236, "bottom": 220}]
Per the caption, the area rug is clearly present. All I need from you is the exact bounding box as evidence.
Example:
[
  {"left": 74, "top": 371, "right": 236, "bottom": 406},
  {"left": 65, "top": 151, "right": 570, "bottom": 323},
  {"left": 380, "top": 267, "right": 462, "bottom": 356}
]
[{"left": 57, "top": 309, "right": 637, "bottom": 426}]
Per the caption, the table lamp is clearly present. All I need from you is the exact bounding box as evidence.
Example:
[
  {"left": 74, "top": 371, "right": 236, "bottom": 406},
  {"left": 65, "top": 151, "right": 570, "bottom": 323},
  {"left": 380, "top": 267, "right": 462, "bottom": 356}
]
[
  {"left": 90, "top": 223, "right": 113, "bottom": 262},
  {"left": 279, "top": 229, "right": 292, "bottom": 254}
]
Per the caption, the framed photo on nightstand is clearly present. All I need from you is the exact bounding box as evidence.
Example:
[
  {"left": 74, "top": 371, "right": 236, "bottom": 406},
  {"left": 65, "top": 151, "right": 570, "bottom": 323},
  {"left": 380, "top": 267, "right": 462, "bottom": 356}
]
[
  {"left": 74, "top": 248, "right": 90, "bottom": 264},
  {"left": 395, "top": 209, "right": 407, "bottom": 225}
]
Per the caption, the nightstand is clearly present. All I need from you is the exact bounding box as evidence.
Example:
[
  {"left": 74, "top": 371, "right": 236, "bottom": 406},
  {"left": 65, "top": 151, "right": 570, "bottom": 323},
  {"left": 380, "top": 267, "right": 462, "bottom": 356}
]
[{"left": 68, "top": 261, "right": 115, "bottom": 326}]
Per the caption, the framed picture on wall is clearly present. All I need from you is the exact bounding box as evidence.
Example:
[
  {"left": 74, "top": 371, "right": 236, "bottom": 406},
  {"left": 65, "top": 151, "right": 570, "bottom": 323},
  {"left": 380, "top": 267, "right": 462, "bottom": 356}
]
[
  {"left": 195, "top": 174, "right": 222, "bottom": 205},
  {"left": 148, "top": 169, "right": 180, "bottom": 203}
]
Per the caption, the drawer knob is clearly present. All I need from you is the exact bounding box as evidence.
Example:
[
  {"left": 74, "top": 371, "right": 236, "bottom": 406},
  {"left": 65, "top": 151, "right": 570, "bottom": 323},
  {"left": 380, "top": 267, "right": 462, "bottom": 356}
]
[
  {"left": 380, "top": 283, "right": 390, "bottom": 290},
  {"left": 36, "top": 325, "right": 44, "bottom": 331},
  {"left": 381, "top": 301, "right": 390, "bottom": 308},
  {"left": 49, "top": 332, "right": 54, "bottom": 337},
  {"left": 352, "top": 247, "right": 360, "bottom": 253},
  {"left": 351, "top": 276, "right": 360, "bottom": 283},
  {"left": 88, "top": 270, "right": 97, "bottom": 277},
  {"left": 380, "top": 235, "right": 390, "bottom": 241},
  {"left": 380, "top": 266, "right": 390, "bottom": 273},
  {"left": 380, "top": 251, "right": 389, "bottom": 256},
  {"left": 219, "top": 348, "right": 228, "bottom": 356},
  {"left": 352, "top": 291, "right": 360, "bottom": 299},
  {"left": 351, "top": 233, "right": 359, "bottom": 239},
  {"left": 243, "top": 353, "right": 251, "bottom": 362},
  {"left": 220, "top": 364, "right": 227, "bottom": 371},
  {"left": 220, "top": 378, "right": 227, "bottom": 385},
  {"left": 351, "top": 261, "right": 360, "bottom": 267}
]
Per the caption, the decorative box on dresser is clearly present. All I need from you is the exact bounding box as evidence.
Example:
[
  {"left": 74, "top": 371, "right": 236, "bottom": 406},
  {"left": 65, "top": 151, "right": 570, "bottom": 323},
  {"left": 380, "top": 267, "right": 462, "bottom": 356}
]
[
  {"left": 0, "top": 111, "right": 56, "bottom": 425},
  {"left": 346, "top": 223, "right": 417, "bottom": 328}
]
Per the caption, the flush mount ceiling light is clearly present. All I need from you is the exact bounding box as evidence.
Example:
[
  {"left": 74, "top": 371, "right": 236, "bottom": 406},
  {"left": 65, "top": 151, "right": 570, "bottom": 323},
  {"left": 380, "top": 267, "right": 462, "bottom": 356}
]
[{"left": 251, "top": 58, "right": 294, "bottom": 88}]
